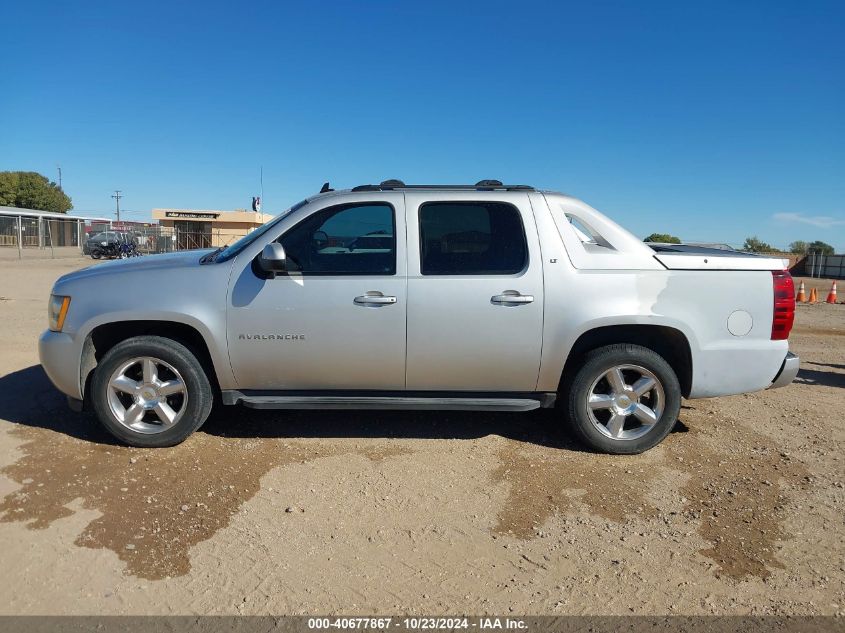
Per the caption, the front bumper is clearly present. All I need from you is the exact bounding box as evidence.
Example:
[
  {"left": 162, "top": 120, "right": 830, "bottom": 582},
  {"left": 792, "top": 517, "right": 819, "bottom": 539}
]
[
  {"left": 38, "top": 329, "right": 82, "bottom": 400},
  {"left": 769, "top": 352, "right": 800, "bottom": 389}
]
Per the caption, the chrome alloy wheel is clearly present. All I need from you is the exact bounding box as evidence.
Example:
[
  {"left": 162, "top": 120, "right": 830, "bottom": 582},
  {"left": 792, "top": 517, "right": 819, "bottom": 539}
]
[
  {"left": 107, "top": 357, "right": 188, "bottom": 434},
  {"left": 586, "top": 364, "right": 665, "bottom": 441}
]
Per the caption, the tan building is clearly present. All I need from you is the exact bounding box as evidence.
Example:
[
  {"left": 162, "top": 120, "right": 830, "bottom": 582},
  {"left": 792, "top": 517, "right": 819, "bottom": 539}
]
[{"left": 152, "top": 209, "right": 271, "bottom": 250}]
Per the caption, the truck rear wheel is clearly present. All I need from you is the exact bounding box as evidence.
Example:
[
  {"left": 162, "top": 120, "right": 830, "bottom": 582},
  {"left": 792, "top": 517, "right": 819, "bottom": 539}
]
[
  {"left": 564, "top": 343, "right": 681, "bottom": 454},
  {"left": 91, "top": 336, "right": 213, "bottom": 447}
]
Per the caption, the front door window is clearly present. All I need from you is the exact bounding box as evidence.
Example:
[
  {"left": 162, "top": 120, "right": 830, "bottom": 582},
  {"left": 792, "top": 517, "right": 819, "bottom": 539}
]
[{"left": 279, "top": 203, "right": 395, "bottom": 275}]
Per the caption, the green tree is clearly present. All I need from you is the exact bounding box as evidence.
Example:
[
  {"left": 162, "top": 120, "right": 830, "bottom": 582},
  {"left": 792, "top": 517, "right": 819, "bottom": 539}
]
[
  {"left": 0, "top": 172, "right": 19, "bottom": 206},
  {"left": 743, "top": 236, "right": 774, "bottom": 253},
  {"left": 808, "top": 240, "right": 834, "bottom": 255},
  {"left": 643, "top": 232, "right": 681, "bottom": 244},
  {"left": 0, "top": 171, "right": 72, "bottom": 213},
  {"left": 789, "top": 240, "right": 809, "bottom": 254}
]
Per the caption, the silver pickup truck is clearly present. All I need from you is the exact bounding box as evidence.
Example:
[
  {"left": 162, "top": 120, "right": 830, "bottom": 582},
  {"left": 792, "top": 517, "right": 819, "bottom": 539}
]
[{"left": 39, "top": 180, "right": 799, "bottom": 453}]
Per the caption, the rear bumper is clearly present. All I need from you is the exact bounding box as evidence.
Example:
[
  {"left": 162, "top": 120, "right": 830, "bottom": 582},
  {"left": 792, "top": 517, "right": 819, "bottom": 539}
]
[{"left": 769, "top": 352, "right": 799, "bottom": 389}]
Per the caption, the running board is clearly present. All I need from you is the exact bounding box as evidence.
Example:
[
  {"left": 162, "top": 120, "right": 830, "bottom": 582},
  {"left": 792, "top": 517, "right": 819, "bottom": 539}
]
[{"left": 222, "top": 390, "right": 554, "bottom": 412}]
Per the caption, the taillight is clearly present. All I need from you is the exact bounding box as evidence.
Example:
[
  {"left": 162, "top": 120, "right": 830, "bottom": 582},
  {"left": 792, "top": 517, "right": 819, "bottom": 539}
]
[{"left": 771, "top": 271, "right": 795, "bottom": 340}]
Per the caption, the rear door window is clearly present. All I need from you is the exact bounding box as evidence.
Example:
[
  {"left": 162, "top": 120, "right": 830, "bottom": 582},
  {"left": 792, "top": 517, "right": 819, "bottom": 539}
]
[{"left": 418, "top": 202, "right": 527, "bottom": 275}]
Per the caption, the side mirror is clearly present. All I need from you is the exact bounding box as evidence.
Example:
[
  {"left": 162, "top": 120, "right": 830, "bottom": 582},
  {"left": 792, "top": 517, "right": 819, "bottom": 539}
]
[{"left": 258, "top": 242, "right": 287, "bottom": 277}]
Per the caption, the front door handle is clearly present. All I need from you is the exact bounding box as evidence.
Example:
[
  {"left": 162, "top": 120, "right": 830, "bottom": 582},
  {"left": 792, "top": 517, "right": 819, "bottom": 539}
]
[
  {"left": 491, "top": 291, "right": 534, "bottom": 305},
  {"left": 354, "top": 291, "right": 398, "bottom": 306}
]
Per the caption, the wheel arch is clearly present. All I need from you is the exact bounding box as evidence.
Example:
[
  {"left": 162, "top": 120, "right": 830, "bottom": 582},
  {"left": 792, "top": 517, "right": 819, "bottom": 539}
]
[
  {"left": 81, "top": 320, "right": 221, "bottom": 408},
  {"left": 559, "top": 324, "right": 693, "bottom": 398}
]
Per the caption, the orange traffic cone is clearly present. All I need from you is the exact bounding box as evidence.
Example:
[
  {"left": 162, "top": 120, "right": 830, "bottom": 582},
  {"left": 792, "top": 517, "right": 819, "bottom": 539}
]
[
  {"left": 826, "top": 281, "right": 838, "bottom": 304},
  {"left": 808, "top": 287, "right": 818, "bottom": 304},
  {"left": 796, "top": 281, "right": 807, "bottom": 302}
]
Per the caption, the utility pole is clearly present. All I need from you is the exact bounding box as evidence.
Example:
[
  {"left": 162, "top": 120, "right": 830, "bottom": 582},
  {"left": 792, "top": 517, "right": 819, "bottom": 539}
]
[
  {"left": 112, "top": 190, "right": 123, "bottom": 223},
  {"left": 57, "top": 165, "right": 62, "bottom": 190}
]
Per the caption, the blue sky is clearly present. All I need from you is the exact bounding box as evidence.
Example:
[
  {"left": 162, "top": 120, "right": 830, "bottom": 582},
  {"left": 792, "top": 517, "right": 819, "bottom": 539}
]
[{"left": 2, "top": 0, "right": 843, "bottom": 250}]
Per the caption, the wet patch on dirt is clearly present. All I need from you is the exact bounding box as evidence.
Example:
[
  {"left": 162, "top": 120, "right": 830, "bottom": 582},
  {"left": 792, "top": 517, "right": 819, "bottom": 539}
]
[
  {"left": 491, "top": 439, "right": 660, "bottom": 538},
  {"left": 492, "top": 405, "right": 809, "bottom": 581},
  {"left": 0, "top": 421, "right": 410, "bottom": 580},
  {"left": 666, "top": 405, "right": 810, "bottom": 580}
]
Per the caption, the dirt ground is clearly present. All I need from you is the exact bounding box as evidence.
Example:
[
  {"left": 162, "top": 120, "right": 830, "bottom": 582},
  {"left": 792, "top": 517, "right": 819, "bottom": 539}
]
[{"left": 0, "top": 256, "right": 842, "bottom": 616}]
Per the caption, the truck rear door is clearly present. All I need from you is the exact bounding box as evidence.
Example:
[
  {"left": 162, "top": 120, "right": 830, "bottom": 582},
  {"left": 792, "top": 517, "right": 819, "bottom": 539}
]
[{"left": 404, "top": 192, "right": 544, "bottom": 391}]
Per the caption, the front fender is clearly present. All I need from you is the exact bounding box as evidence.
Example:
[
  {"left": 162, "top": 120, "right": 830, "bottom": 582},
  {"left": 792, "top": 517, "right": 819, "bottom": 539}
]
[{"left": 75, "top": 309, "right": 236, "bottom": 391}]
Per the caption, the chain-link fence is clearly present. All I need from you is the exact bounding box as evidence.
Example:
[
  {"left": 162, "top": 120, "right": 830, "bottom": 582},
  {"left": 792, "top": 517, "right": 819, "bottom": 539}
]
[
  {"left": 84, "top": 222, "right": 239, "bottom": 254},
  {"left": 0, "top": 215, "right": 19, "bottom": 248},
  {"left": 0, "top": 212, "right": 87, "bottom": 258},
  {"left": 0, "top": 214, "right": 244, "bottom": 259},
  {"left": 85, "top": 222, "right": 177, "bottom": 255}
]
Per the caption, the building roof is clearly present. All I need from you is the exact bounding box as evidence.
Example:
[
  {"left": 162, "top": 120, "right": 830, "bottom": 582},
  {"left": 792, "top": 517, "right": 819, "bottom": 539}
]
[{"left": 0, "top": 206, "right": 110, "bottom": 222}]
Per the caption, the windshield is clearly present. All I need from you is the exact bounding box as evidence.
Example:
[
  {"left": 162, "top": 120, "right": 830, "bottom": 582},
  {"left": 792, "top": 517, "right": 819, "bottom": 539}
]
[{"left": 213, "top": 199, "right": 308, "bottom": 263}]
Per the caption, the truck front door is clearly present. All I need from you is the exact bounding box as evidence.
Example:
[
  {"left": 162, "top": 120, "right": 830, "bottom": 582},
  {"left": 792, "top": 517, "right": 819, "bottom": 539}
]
[{"left": 226, "top": 195, "right": 407, "bottom": 390}]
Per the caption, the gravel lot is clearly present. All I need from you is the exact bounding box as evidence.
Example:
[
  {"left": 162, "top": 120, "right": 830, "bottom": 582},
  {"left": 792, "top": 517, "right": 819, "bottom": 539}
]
[{"left": 0, "top": 257, "right": 842, "bottom": 615}]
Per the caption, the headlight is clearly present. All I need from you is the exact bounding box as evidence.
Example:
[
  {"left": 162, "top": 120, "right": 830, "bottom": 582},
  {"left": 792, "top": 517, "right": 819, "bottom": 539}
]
[{"left": 48, "top": 295, "right": 71, "bottom": 332}]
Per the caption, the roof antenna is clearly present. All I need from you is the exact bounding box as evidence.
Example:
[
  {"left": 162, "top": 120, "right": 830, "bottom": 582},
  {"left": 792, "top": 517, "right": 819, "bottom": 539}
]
[{"left": 320, "top": 182, "right": 333, "bottom": 193}]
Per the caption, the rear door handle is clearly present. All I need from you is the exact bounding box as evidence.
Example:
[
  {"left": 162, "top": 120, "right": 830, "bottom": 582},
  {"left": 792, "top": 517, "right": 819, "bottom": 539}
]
[
  {"left": 354, "top": 291, "right": 398, "bottom": 306},
  {"left": 491, "top": 291, "right": 534, "bottom": 305}
]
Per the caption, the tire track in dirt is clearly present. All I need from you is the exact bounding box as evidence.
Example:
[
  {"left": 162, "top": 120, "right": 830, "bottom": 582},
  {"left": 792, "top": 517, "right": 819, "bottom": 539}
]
[{"left": 0, "top": 420, "right": 410, "bottom": 580}]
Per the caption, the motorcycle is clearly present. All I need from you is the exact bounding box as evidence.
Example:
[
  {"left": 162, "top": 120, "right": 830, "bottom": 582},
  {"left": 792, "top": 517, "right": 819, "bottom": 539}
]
[
  {"left": 90, "top": 240, "right": 122, "bottom": 259},
  {"left": 119, "top": 240, "right": 142, "bottom": 258}
]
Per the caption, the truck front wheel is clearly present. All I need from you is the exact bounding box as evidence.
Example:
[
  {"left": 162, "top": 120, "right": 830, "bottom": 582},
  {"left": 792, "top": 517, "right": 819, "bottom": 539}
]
[
  {"left": 564, "top": 343, "right": 681, "bottom": 454},
  {"left": 91, "top": 335, "right": 213, "bottom": 447}
]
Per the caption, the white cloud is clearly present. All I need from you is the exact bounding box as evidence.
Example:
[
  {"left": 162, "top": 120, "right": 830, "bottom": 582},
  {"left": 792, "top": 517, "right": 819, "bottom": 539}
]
[{"left": 773, "top": 212, "right": 845, "bottom": 229}]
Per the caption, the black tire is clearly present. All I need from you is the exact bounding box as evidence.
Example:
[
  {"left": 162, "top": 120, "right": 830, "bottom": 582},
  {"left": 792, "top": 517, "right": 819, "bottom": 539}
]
[
  {"left": 91, "top": 249, "right": 102, "bottom": 260},
  {"left": 91, "top": 336, "right": 213, "bottom": 447},
  {"left": 564, "top": 343, "right": 681, "bottom": 454}
]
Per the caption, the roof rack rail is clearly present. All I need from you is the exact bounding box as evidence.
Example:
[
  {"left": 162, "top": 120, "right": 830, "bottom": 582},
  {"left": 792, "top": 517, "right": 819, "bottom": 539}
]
[{"left": 350, "top": 180, "right": 534, "bottom": 192}]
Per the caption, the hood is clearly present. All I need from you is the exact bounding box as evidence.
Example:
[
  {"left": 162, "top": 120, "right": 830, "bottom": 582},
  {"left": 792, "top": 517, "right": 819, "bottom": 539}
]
[{"left": 56, "top": 249, "right": 216, "bottom": 285}]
